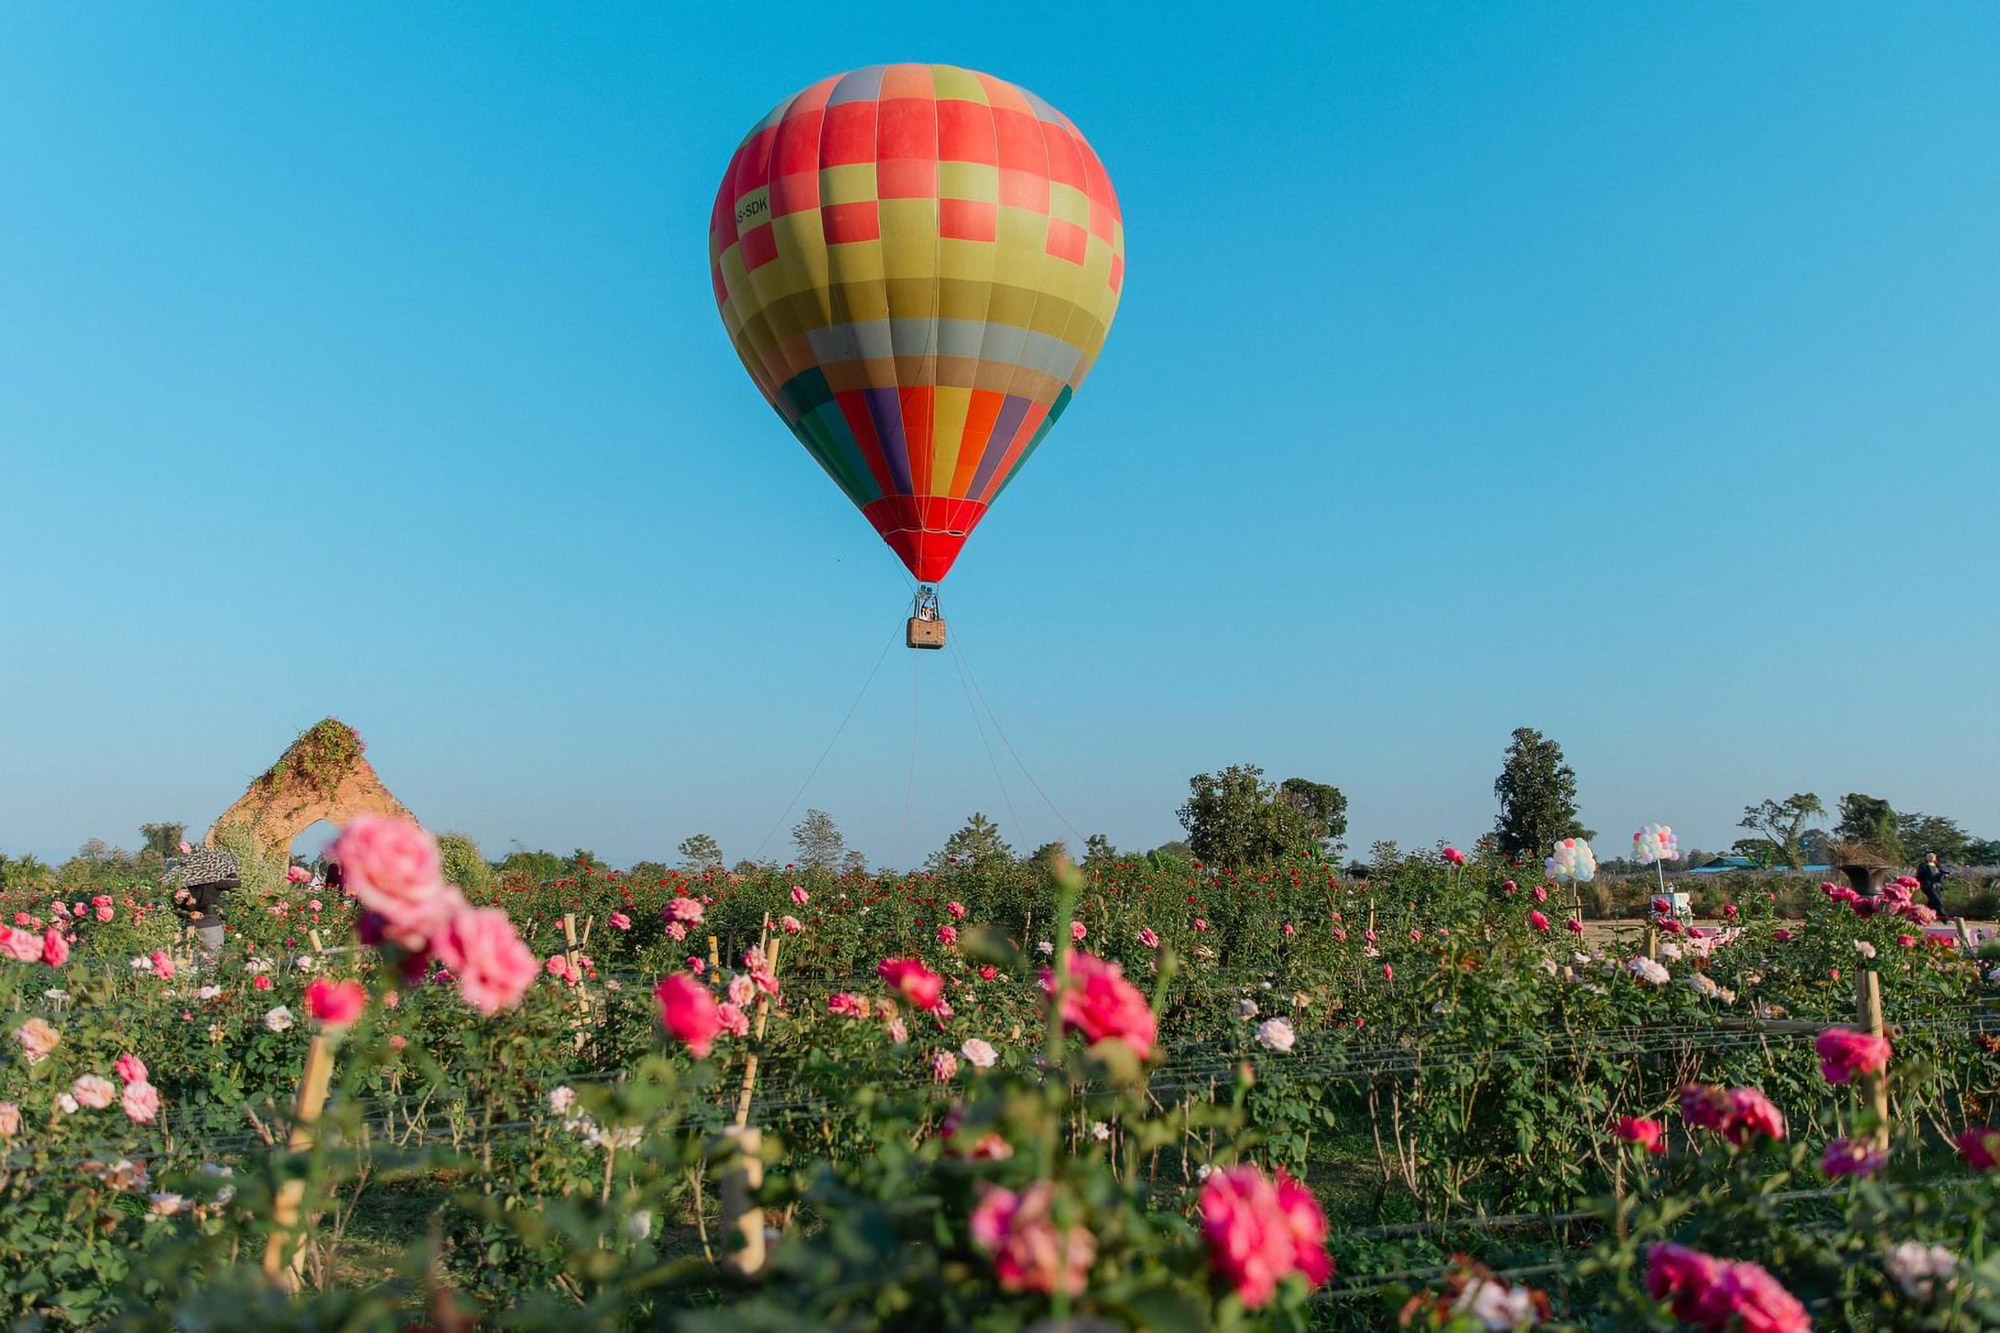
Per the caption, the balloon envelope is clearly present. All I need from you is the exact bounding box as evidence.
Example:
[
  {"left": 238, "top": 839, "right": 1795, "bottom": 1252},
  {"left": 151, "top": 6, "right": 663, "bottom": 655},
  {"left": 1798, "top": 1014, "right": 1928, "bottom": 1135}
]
[{"left": 709, "top": 65, "right": 1126, "bottom": 582}]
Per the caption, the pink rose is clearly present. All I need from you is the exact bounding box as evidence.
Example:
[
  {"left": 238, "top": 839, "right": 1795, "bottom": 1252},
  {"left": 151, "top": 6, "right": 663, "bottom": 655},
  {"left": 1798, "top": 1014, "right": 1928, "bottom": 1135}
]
[
  {"left": 790, "top": 885, "right": 809, "bottom": 906},
  {"left": 1532, "top": 885, "right": 1549, "bottom": 903},
  {"left": 878, "top": 958, "right": 945, "bottom": 1012},
  {"left": 12, "top": 1018, "right": 57, "bottom": 1064},
  {"left": 0, "top": 1103, "right": 18, "bottom": 1137},
  {"left": 1043, "top": 951, "right": 1156, "bottom": 1059},
  {"left": 286, "top": 865, "right": 312, "bottom": 885},
  {"left": 1822, "top": 1136, "right": 1886, "bottom": 1178},
  {"left": 727, "top": 974, "right": 756, "bottom": 1008},
  {"left": 307, "top": 900, "right": 323, "bottom": 912},
  {"left": 1652, "top": 1247, "right": 1811, "bottom": 1333},
  {"left": 828, "top": 992, "right": 867, "bottom": 1018},
  {"left": 41, "top": 929, "right": 68, "bottom": 968},
  {"left": 0, "top": 928, "right": 42, "bottom": 964},
  {"left": 656, "top": 974, "right": 723, "bottom": 1057},
  {"left": 609, "top": 912, "right": 631, "bottom": 931},
  {"left": 1815, "top": 1027, "right": 1892, "bottom": 1085},
  {"left": 115, "top": 1053, "right": 148, "bottom": 1085},
  {"left": 666, "top": 896, "right": 704, "bottom": 925},
  {"left": 946, "top": 900, "right": 967, "bottom": 920},
  {"left": 781, "top": 915, "right": 802, "bottom": 934},
  {"left": 1616, "top": 1117, "right": 1667, "bottom": 1155},
  {"left": 1199, "top": 1164, "right": 1333, "bottom": 1307},
  {"left": 932, "top": 1050, "right": 958, "bottom": 1081},
  {"left": 716, "top": 1001, "right": 750, "bottom": 1038},
  {"left": 1956, "top": 1126, "right": 2000, "bottom": 1171},
  {"left": 969, "top": 1182, "right": 1095, "bottom": 1296},
  {"left": 686, "top": 956, "right": 704, "bottom": 974},
  {"left": 253, "top": 975, "right": 273, "bottom": 992},
  {"left": 1529, "top": 910, "right": 1551, "bottom": 932},
  {"left": 1071, "top": 921, "right": 1087, "bottom": 942},
  {"left": 1442, "top": 848, "right": 1466, "bottom": 866},
  {"left": 1566, "top": 918, "right": 1585, "bottom": 935},
  {"left": 1646, "top": 1243, "right": 1726, "bottom": 1323},
  {"left": 72, "top": 1074, "right": 116, "bottom": 1110},
  {"left": 149, "top": 951, "right": 175, "bottom": 980},
  {"left": 333, "top": 817, "right": 449, "bottom": 946},
  {"left": 306, "top": 979, "right": 369, "bottom": 1027},
  {"left": 432, "top": 907, "right": 537, "bottom": 1016},
  {"left": 96, "top": 905, "right": 114, "bottom": 923},
  {"left": 121, "top": 1080, "right": 161, "bottom": 1125},
  {"left": 665, "top": 921, "right": 688, "bottom": 942},
  {"left": 937, "top": 925, "right": 959, "bottom": 947},
  {"left": 1194, "top": 918, "right": 1210, "bottom": 933},
  {"left": 1139, "top": 927, "right": 1160, "bottom": 949}
]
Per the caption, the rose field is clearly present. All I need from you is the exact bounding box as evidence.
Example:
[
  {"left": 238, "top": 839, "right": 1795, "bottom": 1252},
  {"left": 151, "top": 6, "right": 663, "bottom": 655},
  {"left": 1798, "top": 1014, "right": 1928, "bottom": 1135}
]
[{"left": 0, "top": 823, "right": 1996, "bottom": 1330}]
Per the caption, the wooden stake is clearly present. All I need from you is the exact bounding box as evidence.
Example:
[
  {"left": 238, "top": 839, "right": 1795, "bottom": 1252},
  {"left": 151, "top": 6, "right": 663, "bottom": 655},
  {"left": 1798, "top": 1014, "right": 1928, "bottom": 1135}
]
[
  {"left": 580, "top": 915, "right": 594, "bottom": 948},
  {"left": 716, "top": 1126, "right": 765, "bottom": 1278},
  {"left": 307, "top": 929, "right": 325, "bottom": 955},
  {"left": 262, "top": 1032, "right": 336, "bottom": 1289},
  {"left": 731, "top": 936, "right": 782, "bottom": 1128},
  {"left": 1856, "top": 968, "right": 1891, "bottom": 1150}
]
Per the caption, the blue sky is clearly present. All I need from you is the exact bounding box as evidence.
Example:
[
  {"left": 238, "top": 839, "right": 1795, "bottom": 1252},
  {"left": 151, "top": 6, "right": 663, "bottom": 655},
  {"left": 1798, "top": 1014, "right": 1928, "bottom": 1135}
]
[{"left": 3, "top": 4, "right": 1996, "bottom": 869}]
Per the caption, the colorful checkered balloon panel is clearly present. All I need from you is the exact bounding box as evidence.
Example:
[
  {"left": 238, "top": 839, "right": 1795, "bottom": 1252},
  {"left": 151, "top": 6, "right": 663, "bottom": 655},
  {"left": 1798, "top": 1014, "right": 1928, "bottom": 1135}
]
[{"left": 709, "top": 65, "right": 1125, "bottom": 583}]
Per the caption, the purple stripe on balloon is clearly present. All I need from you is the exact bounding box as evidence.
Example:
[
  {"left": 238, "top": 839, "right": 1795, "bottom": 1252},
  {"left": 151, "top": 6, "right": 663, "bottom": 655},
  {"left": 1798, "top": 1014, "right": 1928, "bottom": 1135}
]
[
  {"left": 967, "top": 395, "right": 1031, "bottom": 498},
  {"left": 862, "top": 386, "right": 913, "bottom": 494}
]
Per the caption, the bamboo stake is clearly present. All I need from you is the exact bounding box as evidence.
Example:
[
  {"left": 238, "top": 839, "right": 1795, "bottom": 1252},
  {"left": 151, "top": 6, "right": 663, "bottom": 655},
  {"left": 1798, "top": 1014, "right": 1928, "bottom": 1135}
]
[
  {"left": 1857, "top": 969, "right": 1891, "bottom": 1150},
  {"left": 307, "top": 929, "right": 325, "bottom": 955},
  {"left": 716, "top": 1126, "right": 765, "bottom": 1278},
  {"left": 262, "top": 1032, "right": 336, "bottom": 1289}
]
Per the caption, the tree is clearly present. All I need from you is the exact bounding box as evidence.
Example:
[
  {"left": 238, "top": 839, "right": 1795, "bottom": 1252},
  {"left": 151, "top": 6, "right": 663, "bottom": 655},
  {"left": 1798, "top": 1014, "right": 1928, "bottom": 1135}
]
[
  {"left": 1177, "top": 764, "right": 1346, "bottom": 866},
  {"left": 928, "top": 813, "right": 1013, "bottom": 872},
  {"left": 497, "top": 848, "right": 565, "bottom": 884},
  {"left": 1736, "top": 793, "right": 1825, "bottom": 869},
  {"left": 791, "top": 809, "right": 846, "bottom": 871},
  {"left": 1082, "top": 834, "right": 1119, "bottom": 866},
  {"left": 437, "top": 833, "right": 492, "bottom": 897},
  {"left": 628, "top": 860, "right": 670, "bottom": 886},
  {"left": 1963, "top": 838, "right": 2000, "bottom": 866},
  {"left": 140, "top": 823, "right": 186, "bottom": 859},
  {"left": 1491, "top": 729, "right": 1591, "bottom": 859},
  {"left": 677, "top": 834, "right": 724, "bottom": 873},
  {"left": 1834, "top": 794, "right": 1904, "bottom": 863},
  {"left": 1028, "top": 840, "right": 1069, "bottom": 866},
  {"left": 840, "top": 849, "right": 868, "bottom": 876},
  {"left": 1279, "top": 779, "right": 1349, "bottom": 855},
  {"left": 1896, "top": 813, "right": 1968, "bottom": 864},
  {"left": 1145, "top": 840, "right": 1193, "bottom": 868}
]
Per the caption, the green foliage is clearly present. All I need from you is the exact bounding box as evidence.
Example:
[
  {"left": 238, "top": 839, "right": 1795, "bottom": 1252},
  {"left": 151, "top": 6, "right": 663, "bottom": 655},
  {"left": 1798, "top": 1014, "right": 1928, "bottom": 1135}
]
[
  {"left": 1836, "top": 793, "right": 1905, "bottom": 863},
  {"left": 1178, "top": 764, "right": 1345, "bottom": 867},
  {"left": 209, "top": 822, "right": 280, "bottom": 896},
  {"left": 929, "top": 812, "right": 1013, "bottom": 872},
  {"left": 138, "top": 823, "right": 186, "bottom": 860},
  {"left": 1897, "top": 813, "right": 1969, "bottom": 864},
  {"left": 1738, "top": 793, "right": 1826, "bottom": 869},
  {"left": 1491, "top": 727, "right": 1591, "bottom": 859},
  {"left": 790, "top": 808, "right": 845, "bottom": 871},
  {"left": 256, "top": 717, "right": 366, "bottom": 801},
  {"left": 437, "top": 832, "right": 492, "bottom": 896},
  {"left": 677, "top": 833, "right": 724, "bottom": 872}
]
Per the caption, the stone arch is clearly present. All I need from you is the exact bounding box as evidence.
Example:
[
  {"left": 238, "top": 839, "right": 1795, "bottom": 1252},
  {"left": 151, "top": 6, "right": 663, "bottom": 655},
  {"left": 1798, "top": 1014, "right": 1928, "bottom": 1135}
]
[{"left": 208, "top": 718, "right": 414, "bottom": 862}]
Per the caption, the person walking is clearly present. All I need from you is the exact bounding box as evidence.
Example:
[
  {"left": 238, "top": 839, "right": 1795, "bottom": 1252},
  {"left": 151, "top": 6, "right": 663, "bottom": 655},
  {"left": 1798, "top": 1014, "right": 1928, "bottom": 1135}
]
[
  {"left": 1916, "top": 851, "right": 1949, "bottom": 918},
  {"left": 162, "top": 838, "right": 241, "bottom": 968}
]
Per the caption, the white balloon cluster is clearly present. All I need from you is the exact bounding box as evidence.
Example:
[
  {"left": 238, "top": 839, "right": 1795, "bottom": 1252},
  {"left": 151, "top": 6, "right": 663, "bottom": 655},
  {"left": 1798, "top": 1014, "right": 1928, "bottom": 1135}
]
[
  {"left": 1546, "top": 837, "right": 1597, "bottom": 883},
  {"left": 1633, "top": 823, "right": 1678, "bottom": 866}
]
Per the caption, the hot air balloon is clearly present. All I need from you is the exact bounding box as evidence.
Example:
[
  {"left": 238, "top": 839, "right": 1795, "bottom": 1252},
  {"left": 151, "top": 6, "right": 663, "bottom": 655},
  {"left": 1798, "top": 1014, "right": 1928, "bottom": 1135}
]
[{"left": 708, "top": 65, "right": 1125, "bottom": 648}]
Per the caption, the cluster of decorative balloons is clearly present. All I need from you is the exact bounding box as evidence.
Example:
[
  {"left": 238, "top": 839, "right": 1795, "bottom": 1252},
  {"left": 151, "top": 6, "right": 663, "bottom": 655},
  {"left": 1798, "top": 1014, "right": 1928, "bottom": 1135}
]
[
  {"left": 1547, "top": 838, "right": 1598, "bottom": 883},
  {"left": 1633, "top": 823, "right": 1679, "bottom": 867}
]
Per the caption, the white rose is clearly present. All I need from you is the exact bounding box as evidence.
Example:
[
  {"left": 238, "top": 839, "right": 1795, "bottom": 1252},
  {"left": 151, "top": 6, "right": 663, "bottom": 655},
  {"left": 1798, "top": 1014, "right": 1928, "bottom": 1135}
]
[
  {"left": 1254, "top": 1017, "right": 1296, "bottom": 1053},
  {"left": 960, "top": 1038, "right": 998, "bottom": 1069},
  {"left": 264, "top": 1006, "right": 294, "bottom": 1032}
]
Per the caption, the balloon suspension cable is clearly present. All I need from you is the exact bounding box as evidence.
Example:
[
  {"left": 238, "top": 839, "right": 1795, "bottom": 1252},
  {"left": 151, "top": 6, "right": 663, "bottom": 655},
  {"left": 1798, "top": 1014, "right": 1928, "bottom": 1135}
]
[{"left": 905, "top": 584, "right": 946, "bottom": 650}]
